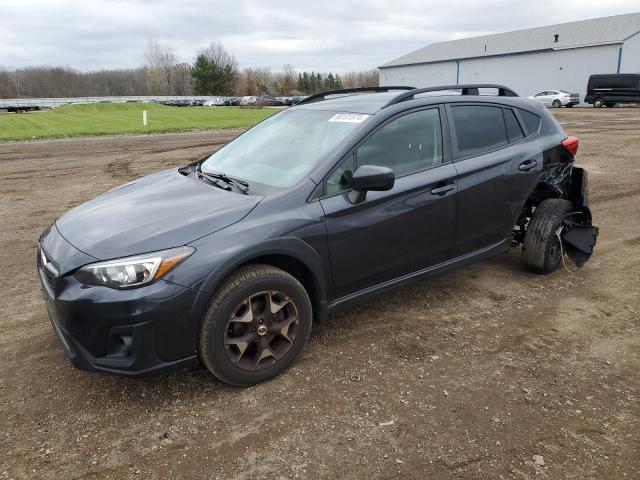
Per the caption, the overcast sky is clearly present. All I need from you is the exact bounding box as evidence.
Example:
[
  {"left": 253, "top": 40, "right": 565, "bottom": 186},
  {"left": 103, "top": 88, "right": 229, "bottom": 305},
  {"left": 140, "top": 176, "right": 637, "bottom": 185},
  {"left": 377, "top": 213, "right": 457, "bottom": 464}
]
[{"left": 1, "top": 0, "right": 638, "bottom": 72}]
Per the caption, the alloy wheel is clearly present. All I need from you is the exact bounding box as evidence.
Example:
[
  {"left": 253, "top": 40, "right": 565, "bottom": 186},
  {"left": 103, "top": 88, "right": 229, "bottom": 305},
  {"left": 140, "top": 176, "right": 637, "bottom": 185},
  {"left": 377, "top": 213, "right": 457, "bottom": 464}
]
[{"left": 224, "top": 290, "right": 299, "bottom": 371}]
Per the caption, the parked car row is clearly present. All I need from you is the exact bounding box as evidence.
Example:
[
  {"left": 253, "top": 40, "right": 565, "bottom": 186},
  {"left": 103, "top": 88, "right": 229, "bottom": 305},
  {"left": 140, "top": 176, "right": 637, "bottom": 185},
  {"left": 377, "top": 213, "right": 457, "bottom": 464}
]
[
  {"left": 236, "top": 96, "right": 306, "bottom": 107},
  {"left": 146, "top": 96, "right": 307, "bottom": 108}
]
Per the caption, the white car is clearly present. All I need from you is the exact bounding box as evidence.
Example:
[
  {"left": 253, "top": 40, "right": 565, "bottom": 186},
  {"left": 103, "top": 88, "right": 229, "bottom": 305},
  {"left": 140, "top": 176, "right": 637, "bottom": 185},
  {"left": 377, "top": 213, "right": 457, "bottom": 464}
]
[
  {"left": 203, "top": 97, "right": 225, "bottom": 107},
  {"left": 528, "top": 90, "right": 580, "bottom": 108},
  {"left": 239, "top": 96, "right": 258, "bottom": 106}
]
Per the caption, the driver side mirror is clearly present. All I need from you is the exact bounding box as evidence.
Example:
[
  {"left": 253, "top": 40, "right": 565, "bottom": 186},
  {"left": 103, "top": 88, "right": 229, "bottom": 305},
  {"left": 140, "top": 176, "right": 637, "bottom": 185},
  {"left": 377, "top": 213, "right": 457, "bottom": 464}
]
[{"left": 348, "top": 165, "right": 395, "bottom": 204}]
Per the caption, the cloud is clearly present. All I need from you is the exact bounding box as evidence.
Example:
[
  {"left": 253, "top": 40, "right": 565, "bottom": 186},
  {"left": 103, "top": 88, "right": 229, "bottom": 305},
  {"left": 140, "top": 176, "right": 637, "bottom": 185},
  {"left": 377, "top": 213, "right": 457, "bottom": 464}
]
[{"left": 0, "top": 0, "right": 637, "bottom": 72}]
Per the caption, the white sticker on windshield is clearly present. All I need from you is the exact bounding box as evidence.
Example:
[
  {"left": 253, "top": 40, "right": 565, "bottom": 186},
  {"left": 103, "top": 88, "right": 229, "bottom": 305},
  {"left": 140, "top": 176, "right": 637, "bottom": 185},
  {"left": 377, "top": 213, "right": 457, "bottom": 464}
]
[{"left": 329, "top": 113, "right": 370, "bottom": 123}]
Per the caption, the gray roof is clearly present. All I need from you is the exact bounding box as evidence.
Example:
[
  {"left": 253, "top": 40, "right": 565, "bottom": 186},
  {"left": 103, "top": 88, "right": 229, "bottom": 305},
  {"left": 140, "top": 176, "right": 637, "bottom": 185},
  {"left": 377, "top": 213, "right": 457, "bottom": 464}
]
[
  {"left": 380, "top": 12, "right": 640, "bottom": 68},
  {"left": 294, "top": 91, "right": 401, "bottom": 114}
]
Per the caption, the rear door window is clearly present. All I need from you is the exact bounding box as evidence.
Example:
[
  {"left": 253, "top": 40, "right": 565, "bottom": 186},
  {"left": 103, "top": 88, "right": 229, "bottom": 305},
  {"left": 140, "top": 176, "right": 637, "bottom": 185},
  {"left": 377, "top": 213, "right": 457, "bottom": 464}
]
[
  {"left": 503, "top": 109, "right": 524, "bottom": 142},
  {"left": 449, "top": 105, "right": 508, "bottom": 158},
  {"left": 518, "top": 109, "right": 541, "bottom": 136}
]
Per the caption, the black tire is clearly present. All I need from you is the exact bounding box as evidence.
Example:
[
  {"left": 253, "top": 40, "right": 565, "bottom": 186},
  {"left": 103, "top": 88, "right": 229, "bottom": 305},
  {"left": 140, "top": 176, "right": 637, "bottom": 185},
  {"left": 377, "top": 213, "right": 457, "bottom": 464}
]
[
  {"left": 552, "top": 100, "right": 561, "bottom": 108},
  {"left": 199, "top": 264, "right": 312, "bottom": 386},
  {"left": 522, "top": 199, "right": 574, "bottom": 274},
  {"left": 593, "top": 97, "right": 604, "bottom": 108}
]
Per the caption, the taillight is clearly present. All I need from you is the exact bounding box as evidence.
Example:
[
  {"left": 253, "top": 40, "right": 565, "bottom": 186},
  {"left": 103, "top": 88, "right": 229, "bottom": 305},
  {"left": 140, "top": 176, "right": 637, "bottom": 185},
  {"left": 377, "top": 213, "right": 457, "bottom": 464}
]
[{"left": 562, "top": 136, "right": 579, "bottom": 156}]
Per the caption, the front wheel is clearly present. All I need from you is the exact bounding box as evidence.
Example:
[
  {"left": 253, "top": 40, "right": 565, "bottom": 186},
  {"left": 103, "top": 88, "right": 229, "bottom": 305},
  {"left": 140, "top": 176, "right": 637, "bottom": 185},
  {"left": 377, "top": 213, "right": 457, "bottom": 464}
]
[
  {"left": 522, "top": 199, "right": 573, "bottom": 274},
  {"left": 199, "top": 264, "right": 312, "bottom": 386},
  {"left": 552, "top": 100, "right": 561, "bottom": 108}
]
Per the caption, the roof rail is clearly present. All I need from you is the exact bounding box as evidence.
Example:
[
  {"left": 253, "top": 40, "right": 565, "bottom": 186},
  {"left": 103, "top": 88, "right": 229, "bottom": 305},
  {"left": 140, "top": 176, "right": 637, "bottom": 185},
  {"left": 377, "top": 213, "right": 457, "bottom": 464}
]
[
  {"left": 296, "top": 86, "right": 415, "bottom": 106},
  {"left": 382, "top": 84, "right": 518, "bottom": 109}
]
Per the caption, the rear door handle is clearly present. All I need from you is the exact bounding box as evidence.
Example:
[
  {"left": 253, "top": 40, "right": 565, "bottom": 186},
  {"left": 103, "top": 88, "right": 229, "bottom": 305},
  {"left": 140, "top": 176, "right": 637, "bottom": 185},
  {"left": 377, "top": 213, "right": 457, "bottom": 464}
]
[
  {"left": 518, "top": 159, "right": 537, "bottom": 171},
  {"left": 430, "top": 183, "right": 455, "bottom": 195}
]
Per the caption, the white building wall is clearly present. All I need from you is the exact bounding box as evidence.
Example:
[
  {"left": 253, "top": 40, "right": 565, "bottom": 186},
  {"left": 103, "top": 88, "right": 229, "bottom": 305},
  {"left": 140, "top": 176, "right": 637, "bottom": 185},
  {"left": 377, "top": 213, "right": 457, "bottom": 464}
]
[
  {"left": 459, "top": 45, "right": 619, "bottom": 98},
  {"left": 379, "top": 61, "right": 457, "bottom": 88},
  {"left": 380, "top": 44, "right": 621, "bottom": 102},
  {"left": 620, "top": 33, "right": 640, "bottom": 72}
]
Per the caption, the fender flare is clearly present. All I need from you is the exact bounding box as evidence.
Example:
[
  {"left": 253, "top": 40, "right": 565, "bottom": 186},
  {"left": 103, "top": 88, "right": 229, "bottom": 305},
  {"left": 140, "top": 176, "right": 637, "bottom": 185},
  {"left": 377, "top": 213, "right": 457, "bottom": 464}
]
[{"left": 196, "top": 236, "right": 329, "bottom": 321}]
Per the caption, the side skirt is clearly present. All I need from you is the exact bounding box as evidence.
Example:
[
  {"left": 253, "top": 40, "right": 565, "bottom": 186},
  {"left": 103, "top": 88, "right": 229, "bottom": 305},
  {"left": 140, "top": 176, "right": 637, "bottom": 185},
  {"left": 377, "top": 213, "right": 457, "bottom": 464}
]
[{"left": 327, "top": 237, "right": 512, "bottom": 313}]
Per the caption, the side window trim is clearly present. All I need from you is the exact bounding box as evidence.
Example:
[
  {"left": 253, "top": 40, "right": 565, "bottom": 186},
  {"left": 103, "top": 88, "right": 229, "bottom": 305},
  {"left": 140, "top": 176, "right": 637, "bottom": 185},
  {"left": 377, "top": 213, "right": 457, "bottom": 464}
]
[{"left": 318, "top": 105, "right": 449, "bottom": 200}]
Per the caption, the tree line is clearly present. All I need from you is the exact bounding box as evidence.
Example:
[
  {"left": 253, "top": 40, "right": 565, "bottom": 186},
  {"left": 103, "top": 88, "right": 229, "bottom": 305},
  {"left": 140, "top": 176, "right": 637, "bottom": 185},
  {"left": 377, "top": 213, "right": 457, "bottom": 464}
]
[{"left": 0, "top": 41, "right": 379, "bottom": 99}]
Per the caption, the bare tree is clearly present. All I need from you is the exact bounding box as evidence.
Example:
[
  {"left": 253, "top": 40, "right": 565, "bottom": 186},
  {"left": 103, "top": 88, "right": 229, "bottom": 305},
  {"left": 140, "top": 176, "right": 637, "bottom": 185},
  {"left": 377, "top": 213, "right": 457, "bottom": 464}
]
[
  {"left": 341, "top": 69, "right": 379, "bottom": 89},
  {"left": 202, "top": 42, "right": 238, "bottom": 72},
  {"left": 144, "top": 41, "right": 177, "bottom": 95},
  {"left": 0, "top": 66, "right": 153, "bottom": 98},
  {"left": 237, "top": 67, "right": 273, "bottom": 96},
  {"left": 173, "top": 63, "right": 193, "bottom": 95},
  {"left": 273, "top": 64, "right": 297, "bottom": 96}
]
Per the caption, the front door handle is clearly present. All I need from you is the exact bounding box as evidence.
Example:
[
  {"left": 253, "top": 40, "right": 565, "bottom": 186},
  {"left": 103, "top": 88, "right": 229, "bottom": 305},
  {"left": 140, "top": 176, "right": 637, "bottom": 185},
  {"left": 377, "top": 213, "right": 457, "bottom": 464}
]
[
  {"left": 430, "top": 183, "right": 455, "bottom": 195},
  {"left": 519, "top": 159, "right": 538, "bottom": 171}
]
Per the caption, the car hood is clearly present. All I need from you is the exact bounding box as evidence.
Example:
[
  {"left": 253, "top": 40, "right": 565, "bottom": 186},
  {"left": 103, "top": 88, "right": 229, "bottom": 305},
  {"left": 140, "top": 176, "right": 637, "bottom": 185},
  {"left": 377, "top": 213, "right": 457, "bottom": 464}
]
[{"left": 56, "top": 168, "right": 262, "bottom": 260}]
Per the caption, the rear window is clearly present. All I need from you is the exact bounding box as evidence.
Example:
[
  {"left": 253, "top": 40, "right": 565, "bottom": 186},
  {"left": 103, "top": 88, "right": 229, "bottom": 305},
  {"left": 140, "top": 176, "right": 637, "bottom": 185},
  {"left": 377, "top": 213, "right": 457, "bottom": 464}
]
[
  {"left": 450, "top": 105, "right": 508, "bottom": 157},
  {"left": 503, "top": 109, "right": 524, "bottom": 142},
  {"left": 518, "top": 109, "right": 541, "bottom": 136}
]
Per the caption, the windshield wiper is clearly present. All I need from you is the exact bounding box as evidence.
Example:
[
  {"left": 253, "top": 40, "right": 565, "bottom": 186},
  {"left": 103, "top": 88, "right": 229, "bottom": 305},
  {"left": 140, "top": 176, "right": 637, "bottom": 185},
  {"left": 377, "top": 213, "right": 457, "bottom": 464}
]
[{"left": 195, "top": 167, "right": 250, "bottom": 194}]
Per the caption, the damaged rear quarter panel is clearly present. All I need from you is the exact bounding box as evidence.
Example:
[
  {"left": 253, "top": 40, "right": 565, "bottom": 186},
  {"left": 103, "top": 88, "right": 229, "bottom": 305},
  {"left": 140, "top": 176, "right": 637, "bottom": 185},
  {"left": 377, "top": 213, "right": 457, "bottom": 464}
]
[{"left": 521, "top": 115, "right": 598, "bottom": 267}]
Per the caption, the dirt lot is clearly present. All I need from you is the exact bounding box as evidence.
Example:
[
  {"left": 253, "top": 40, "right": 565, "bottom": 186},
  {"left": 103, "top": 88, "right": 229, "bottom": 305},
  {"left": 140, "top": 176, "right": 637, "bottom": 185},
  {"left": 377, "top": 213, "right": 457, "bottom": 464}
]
[{"left": 1, "top": 109, "right": 639, "bottom": 480}]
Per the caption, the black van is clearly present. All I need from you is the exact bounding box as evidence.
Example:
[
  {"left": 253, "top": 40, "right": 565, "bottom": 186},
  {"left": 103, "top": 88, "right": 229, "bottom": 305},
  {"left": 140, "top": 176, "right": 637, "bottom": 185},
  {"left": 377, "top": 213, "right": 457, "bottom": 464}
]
[{"left": 585, "top": 74, "right": 640, "bottom": 107}]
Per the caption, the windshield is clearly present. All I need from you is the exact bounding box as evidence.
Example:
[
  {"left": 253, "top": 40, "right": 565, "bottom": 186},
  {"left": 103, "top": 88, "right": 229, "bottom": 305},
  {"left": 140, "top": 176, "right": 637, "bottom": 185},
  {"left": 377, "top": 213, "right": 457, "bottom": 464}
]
[{"left": 201, "top": 109, "right": 366, "bottom": 190}]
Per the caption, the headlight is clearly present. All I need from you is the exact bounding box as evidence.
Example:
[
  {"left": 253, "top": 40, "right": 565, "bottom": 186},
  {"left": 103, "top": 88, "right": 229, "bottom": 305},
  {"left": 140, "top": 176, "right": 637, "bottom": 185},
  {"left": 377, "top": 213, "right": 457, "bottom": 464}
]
[{"left": 74, "top": 246, "right": 194, "bottom": 289}]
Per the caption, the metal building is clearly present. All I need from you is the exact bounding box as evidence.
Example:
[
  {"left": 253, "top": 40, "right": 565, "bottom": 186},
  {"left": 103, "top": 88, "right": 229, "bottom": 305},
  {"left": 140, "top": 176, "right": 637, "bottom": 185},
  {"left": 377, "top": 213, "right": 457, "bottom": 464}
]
[{"left": 379, "top": 13, "right": 640, "bottom": 101}]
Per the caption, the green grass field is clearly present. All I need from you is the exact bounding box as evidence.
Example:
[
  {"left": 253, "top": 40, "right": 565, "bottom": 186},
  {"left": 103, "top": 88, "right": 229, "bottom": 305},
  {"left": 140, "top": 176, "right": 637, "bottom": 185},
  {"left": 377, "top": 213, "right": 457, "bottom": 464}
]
[{"left": 0, "top": 103, "right": 276, "bottom": 141}]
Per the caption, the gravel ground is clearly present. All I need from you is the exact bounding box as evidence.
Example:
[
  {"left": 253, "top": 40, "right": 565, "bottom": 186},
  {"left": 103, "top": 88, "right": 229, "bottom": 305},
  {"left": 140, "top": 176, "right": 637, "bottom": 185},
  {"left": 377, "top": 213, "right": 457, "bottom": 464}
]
[{"left": 0, "top": 109, "right": 639, "bottom": 480}]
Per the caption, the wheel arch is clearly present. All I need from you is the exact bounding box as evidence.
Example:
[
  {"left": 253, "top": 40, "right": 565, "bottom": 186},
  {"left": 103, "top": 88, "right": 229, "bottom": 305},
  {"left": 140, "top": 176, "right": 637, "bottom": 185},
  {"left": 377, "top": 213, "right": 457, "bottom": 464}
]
[
  {"left": 238, "top": 253, "right": 325, "bottom": 323},
  {"left": 199, "top": 237, "right": 329, "bottom": 323}
]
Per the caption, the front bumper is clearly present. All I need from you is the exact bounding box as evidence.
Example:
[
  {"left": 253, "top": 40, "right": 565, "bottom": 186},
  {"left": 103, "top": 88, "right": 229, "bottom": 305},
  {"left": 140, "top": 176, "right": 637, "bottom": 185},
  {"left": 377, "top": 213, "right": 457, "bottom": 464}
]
[{"left": 38, "top": 230, "right": 207, "bottom": 376}]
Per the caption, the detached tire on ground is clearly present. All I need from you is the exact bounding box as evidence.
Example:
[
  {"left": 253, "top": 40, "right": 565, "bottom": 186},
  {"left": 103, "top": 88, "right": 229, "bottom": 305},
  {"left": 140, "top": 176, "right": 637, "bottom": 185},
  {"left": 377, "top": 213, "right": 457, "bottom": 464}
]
[
  {"left": 199, "top": 264, "right": 312, "bottom": 386},
  {"left": 522, "top": 199, "right": 574, "bottom": 274}
]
